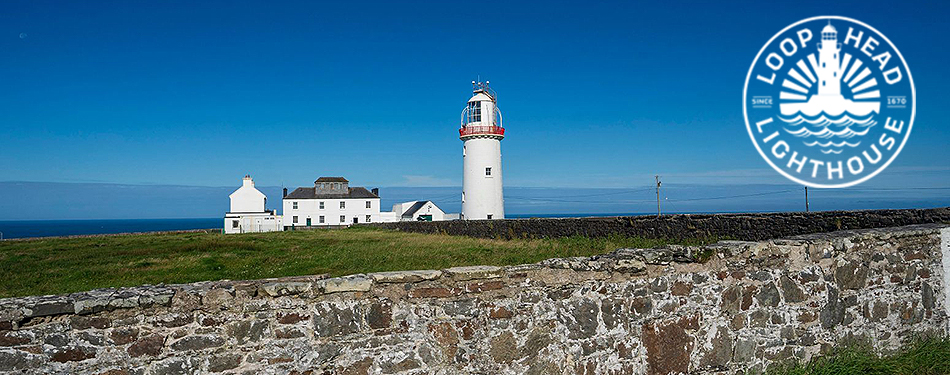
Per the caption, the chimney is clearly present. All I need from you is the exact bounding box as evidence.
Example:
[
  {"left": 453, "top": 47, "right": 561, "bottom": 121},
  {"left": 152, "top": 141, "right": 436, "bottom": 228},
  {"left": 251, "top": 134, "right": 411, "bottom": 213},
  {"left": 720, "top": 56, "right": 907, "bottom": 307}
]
[
  {"left": 242, "top": 175, "right": 253, "bottom": 187},
  {"left": 371, "top": 188, "right": 379, "bottom": 197},
  {"left": 283, "top": 188, "right": 288, "bottom": 198}
]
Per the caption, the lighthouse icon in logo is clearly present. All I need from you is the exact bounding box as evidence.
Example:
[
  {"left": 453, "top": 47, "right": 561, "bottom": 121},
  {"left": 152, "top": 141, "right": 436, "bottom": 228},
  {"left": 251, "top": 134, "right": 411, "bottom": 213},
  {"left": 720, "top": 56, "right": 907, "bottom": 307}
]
[{"left": 744, "top": 16, "right": 915, "bottom": 188}]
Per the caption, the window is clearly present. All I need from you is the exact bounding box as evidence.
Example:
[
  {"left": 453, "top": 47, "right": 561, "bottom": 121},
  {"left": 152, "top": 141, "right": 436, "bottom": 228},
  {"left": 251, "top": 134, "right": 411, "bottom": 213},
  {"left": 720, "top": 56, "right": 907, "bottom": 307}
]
[
  {"left": 366, "top": 201, "right": 371, "bottom": 209},
  {"left": 463, "top": 145, "right": 466, "bottom": 157},
  {"left": 292, "top": 202, "right": 298, "bottom": 210},
  {"left": 487, "top": 214, "right": 493, "bottom": 220},
  {"left": 340, "top": 215, "right": 345, "bottom": 223},
  {"left": 340, "top": 201, "right": 346, "bottom": 209},
  {"left": 365, "top": 215, "right": 371, "bottom": 223},
  {"left": 461, "top": 192, "right": 465, "bottom": 203},
  {"left": 467, "top": 101, "right": 482, "bottom": 123},
  {"left": 292, "top": 216, "right": 298, "bottom": 224},
  {"left": 485, "top": 167, "right": 492, "bottom": 176},
  {"left": 319, "top": 201, "right": 325, "bottom": 209},
  {"left": 319, "top": 215, "right": 325, "bottom": 224},
  {"left": 232, "top": 220, "right": 239, "bottom": 228}
]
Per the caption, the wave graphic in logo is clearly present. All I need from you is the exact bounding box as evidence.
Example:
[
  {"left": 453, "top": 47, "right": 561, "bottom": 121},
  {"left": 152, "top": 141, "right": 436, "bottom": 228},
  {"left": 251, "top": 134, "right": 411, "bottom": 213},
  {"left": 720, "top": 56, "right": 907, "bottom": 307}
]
[{"left": 780, "top": 111, "right": 876, "bottom": 153}]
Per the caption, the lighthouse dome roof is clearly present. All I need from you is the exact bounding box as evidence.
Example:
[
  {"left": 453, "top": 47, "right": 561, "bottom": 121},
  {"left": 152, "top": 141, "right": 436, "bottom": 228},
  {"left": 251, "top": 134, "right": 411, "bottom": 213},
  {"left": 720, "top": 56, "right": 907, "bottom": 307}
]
[
  {"left": 468, "top": 92, "right": 493, "bottom": 103},
  {"left": 822, "top": 24, "right": 837, "bottom": 34}
]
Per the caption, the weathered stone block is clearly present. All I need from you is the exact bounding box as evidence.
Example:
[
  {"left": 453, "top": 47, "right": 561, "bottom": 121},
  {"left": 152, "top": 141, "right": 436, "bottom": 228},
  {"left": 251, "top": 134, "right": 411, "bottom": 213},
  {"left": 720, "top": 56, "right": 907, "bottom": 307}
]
[
  {"left": 0, "top": 350, "right": 39, "bottom": 372},
  {"left": 0, "top": 332, "right": 30, "bottom": 347},
  {"left": 321, "top": 275, "right": 372, "bottom": 294},
  {"left": 201, "top": 288, "right": 234, "bottom": 308},
  {"left": 275, "top": 327, "right": 306, "bottom": 339},
  {"left": 127, "top": 334, "right": 165, "bottom": 357},
  {"left": 28, "top": 299, "right": 74, "bottom": 318},
  {"left": 51, "top": 346, "right": 96, "bottom": 362},
  {"left": 169, "top": 335, "right": 224, "bottom": 351},
  {"left": 277, "top": 312, "right": 310, "bottom": 324},
  {"left": 260, "top": 282, "right": 312, "bottom": 297},
  {"left": 465, "top": 280, "right": 504, "bottom": 293},
  {"left": 408, "top": 287, "right": 457, "bottom": 299},
  {"left": 489, "top": 306, "right": 513, "bottom": 319},
  {"left": 71, "top": 315, "right": 111, "bottom": 330},
  {"left": 369, "top": 270, "right": 442, "bottom": 283},
  {"left": 208, "top": 353, "right": 243, "bottom": 372},
  {"left": 642, "top": 315, "right": 696, "bottom": 375},
  {"left": 366, "top": 301, "right": 392, "bottom": 329},
  {"left": 443, "top": 266, "right": 502, "bottom": 280},
  {"left": 779, "top": 275, "right": 806, "bottom": 303},
  {"left": 488, "top": 331, "right": 517, "bottom": 364},
  {"left": 756, "top": 282, "right": 781, "bottom": 307},
  {"left": 563, "top": 300, "right": 599, "bottom": 340},
  {"left": 312, "top": 305, "right": 361, "bottom": 337},
  {"left": 227, "top": 320, "right": 268, "bottom": 344},
  {"left": 834, "top": 261, "right": 869, "bottom": 290},
  {"left": 670, "top": 281, "right": 692, "bottom": 296},
  {"left": 110, "top": 328, "right": 138, "bottom": 345}
]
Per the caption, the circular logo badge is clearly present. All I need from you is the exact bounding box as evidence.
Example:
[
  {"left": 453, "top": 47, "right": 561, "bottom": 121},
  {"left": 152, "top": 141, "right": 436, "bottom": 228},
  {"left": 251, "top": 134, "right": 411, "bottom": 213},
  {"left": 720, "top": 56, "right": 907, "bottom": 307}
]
[{"left": 744, "top": 16, "right": 915, "bottom": 188}]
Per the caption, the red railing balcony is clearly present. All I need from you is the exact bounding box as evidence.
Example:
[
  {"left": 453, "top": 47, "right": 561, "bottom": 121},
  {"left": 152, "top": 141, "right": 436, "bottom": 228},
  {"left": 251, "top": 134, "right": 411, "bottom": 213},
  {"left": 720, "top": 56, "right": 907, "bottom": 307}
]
[{"left": 459, "top": 126, "right": 505, "bottom": 138}]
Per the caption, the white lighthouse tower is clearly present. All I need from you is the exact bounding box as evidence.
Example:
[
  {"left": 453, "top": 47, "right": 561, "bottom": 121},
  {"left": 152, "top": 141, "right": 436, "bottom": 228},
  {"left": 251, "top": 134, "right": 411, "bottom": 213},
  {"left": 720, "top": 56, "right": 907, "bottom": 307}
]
[
  {"left": 460, "top": 80, "right": 505, "bottom": 220},
  {"left": 816, "top": 23, "right": 842, "bottom": 96}
]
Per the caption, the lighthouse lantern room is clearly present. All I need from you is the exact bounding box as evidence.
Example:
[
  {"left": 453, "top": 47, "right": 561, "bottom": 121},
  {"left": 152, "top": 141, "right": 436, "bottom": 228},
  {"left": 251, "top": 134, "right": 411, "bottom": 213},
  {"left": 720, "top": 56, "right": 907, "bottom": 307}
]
[{"left": 460, "top": 80, "right": 505, "bottom": 220}]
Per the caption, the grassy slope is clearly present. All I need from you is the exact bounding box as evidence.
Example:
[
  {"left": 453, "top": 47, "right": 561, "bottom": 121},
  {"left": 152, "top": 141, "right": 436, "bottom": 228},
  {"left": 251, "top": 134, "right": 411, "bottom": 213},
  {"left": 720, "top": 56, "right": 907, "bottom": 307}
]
[
  {"left": 767, "top": 337, "right": 950, "bottom": 375},
  {"left": 0, "top": 227, "right": 712, "bottom": 298}
]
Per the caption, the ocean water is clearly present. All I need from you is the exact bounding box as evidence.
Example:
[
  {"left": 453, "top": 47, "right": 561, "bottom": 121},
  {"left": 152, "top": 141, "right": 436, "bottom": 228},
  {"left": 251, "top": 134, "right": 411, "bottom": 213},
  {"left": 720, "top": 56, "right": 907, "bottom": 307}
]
[{"left": 0, "top": 218, "right": 222, "bottom": 239}]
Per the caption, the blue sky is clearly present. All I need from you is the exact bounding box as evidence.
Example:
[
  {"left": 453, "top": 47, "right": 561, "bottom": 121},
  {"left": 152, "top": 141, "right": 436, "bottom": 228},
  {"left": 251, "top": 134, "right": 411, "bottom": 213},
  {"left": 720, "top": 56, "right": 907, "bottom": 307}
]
[{"left": 1, "top": 0, "right": 948, "bottom": 219}]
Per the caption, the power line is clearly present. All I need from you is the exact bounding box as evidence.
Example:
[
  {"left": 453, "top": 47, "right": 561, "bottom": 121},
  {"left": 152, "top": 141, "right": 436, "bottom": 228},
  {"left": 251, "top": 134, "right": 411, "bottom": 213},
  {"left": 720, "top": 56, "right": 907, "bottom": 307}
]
[
  {"left": 667, "top": 189, "right": 799, "bottom": 202},
  {"left": 505, "top": 196, "right": 655, "bottom": 204}
]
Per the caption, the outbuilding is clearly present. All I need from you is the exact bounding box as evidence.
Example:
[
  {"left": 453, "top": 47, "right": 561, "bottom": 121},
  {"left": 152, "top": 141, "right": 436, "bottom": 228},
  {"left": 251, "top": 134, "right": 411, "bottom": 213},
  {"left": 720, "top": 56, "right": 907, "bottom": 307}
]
[
  {"left": 392, "top": 200, "right": 445, "bottom": 221},
  {"left": 224, "top": 175, "right": 282, "bottom": 234}
]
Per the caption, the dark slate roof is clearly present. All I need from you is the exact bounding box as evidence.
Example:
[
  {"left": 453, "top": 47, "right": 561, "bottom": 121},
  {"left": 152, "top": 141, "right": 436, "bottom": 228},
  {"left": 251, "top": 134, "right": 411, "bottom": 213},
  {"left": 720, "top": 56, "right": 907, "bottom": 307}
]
[
  {"left": 285, "top": 186, "right": 378, "bottom": 199},
  {"left": 401, "top": 201, "right": 430, "bottom": 218},
  {"left": 315, "top": 177, "right": 348, "bottom": 183}
]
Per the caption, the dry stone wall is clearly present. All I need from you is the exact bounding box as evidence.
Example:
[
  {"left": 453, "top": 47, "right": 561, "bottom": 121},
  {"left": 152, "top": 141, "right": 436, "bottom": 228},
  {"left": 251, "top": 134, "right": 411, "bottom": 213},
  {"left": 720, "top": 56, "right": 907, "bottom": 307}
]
[
  {"left": 369, "top": 207, "right": 950, "bottom": 241},
  {"left": 0, "top": 224, "right": 948, "bottom": 374}
]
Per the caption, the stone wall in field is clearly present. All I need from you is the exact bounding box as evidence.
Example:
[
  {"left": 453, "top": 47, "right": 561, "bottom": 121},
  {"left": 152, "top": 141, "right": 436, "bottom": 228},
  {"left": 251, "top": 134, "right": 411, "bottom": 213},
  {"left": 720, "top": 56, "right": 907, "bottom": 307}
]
[
  {"left": 369, "top": 207, "right": 950, "bottom": 241},
  {"left": 0, "top": 224, "right": 948, "bottom": 374}
]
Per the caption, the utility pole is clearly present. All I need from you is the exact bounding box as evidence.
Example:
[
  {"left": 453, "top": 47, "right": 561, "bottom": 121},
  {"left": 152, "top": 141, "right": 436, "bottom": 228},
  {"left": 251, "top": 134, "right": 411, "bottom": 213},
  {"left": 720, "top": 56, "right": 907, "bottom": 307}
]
[
  {"left": 805, "top": 186, "right": 808, "bottom": 212},
  {"left": 655, "top": 175, "right": 662, "bottom": 218}
]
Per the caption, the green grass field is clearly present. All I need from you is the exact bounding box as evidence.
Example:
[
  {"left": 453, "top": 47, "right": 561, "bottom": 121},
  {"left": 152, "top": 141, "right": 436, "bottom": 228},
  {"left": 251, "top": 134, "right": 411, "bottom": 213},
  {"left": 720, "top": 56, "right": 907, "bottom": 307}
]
[
  {"left": 766, "top": 337, "right": 950, "bottom": 375},
  {"left": 0, "top": 227, "right": 712, "bottom": 298}
]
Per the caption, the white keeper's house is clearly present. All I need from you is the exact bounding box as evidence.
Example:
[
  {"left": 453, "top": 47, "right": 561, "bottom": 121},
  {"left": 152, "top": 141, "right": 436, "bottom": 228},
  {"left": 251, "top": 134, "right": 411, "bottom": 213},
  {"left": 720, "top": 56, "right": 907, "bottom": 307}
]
[
  {"left": 224, "top": 175, "right": 282, "bottom": 234},
  {"left": 282, "top": 177, "right": 383, "bottom": 228}
]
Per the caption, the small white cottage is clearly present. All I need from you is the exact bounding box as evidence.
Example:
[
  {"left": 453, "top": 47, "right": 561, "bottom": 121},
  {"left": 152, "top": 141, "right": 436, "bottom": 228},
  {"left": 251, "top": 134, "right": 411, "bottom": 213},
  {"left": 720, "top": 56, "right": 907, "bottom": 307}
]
[
  {"left": 224, "top": 175, "right": 282, "bottom": 234},
  {"left": 392, "top": 200, "right": 445, "bottom": 221}
]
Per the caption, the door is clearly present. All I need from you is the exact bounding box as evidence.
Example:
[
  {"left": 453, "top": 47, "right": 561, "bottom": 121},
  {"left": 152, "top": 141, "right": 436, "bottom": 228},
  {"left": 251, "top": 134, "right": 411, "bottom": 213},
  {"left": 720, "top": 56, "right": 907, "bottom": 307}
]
[
  {"left": 306, "top": 218, "right": 312, "bottom": 226},
  {"left": 353, "top": 217, "right": 358, "bottom": 224}
]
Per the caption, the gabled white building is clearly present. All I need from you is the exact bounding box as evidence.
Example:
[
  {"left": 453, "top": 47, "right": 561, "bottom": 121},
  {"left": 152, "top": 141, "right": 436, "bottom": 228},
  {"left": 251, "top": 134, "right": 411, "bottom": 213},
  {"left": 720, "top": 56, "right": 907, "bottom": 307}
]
[
  {"left": 224, "top": 175, "right": 282, "bottom": 234},
  {"left": 392, "top": 201, "right": 445, "bottom": 221},
  {"left": 283, "top": 177, "right": 384, "bottom": 228}
]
